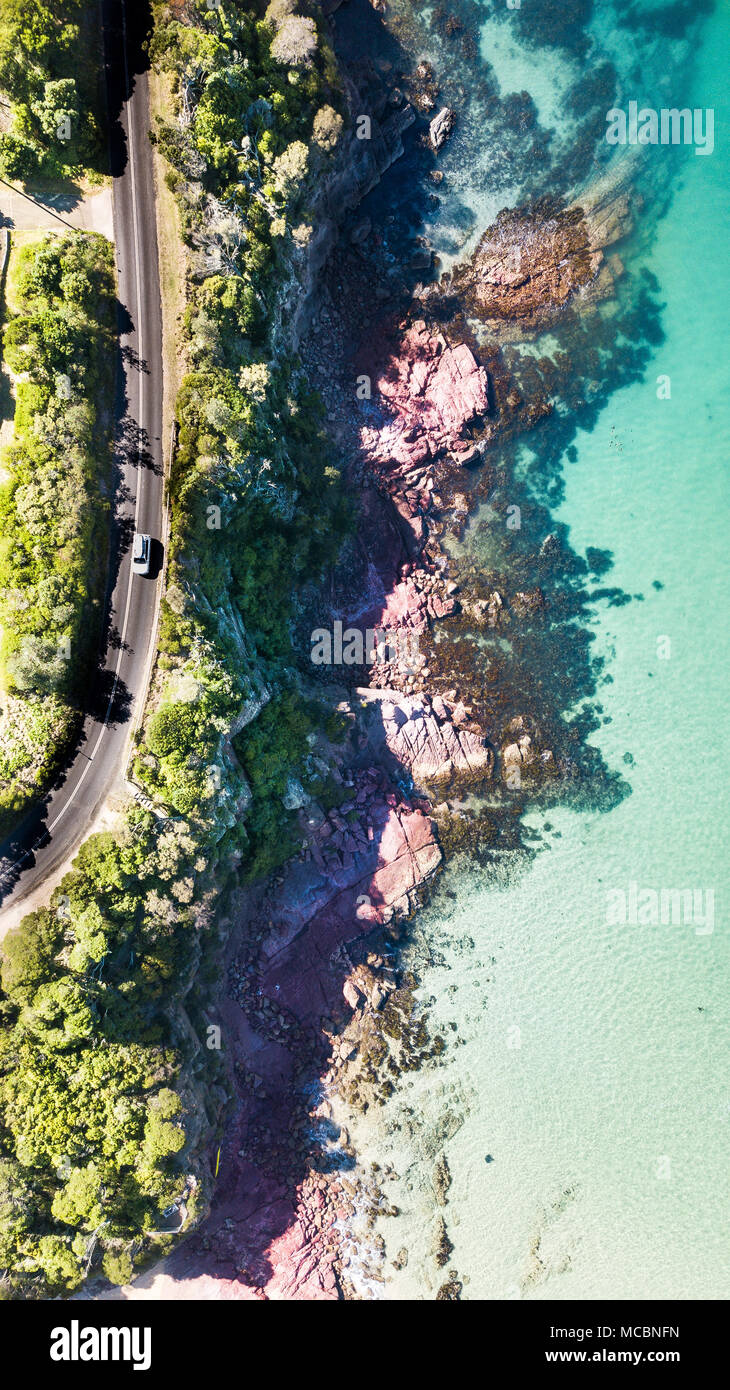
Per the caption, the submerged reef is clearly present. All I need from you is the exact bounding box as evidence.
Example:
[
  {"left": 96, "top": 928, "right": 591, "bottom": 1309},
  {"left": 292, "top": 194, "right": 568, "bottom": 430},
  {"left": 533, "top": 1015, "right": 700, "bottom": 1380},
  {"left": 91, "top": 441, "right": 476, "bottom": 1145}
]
[{"left": 444, "top": 194, "right": 626, "bottom": 332}]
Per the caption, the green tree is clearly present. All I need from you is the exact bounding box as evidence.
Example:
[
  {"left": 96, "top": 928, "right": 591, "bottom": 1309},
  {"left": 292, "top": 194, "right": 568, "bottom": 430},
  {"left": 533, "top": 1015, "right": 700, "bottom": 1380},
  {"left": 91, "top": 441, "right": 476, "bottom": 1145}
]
[
  {"left": 102, "top": 1248, "right": 133, "bottom": 1286},
  {"left": 34, "top": 77, "right": 79, "bottom": 141},
  {"left": 27, "top": 1234, "right": 84, "bottom": 1292},
  {"left": 0, "top": 132, "right": 38, "bottom": 180},
  {"left": 147, "top": 701, "right": 201, "bottom": 760},
  {"left": 51, "top": 1162, "right": 105, "bottom": 1231},
  {"left": 0, "top": 909, "right": 62, "bottom": 1006}
]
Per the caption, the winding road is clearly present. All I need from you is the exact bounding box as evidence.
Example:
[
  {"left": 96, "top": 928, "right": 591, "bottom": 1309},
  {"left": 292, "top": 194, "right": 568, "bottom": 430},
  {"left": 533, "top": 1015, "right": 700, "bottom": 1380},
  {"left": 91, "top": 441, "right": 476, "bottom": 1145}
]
[{"left": 0, "top": 0, "right": 165, "bottom": 924}]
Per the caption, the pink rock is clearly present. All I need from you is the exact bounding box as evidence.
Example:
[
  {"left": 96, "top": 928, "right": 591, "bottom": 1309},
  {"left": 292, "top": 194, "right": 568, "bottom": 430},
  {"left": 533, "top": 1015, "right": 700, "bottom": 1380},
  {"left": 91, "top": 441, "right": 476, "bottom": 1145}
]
[
  {"left": 374, "top": 692, "right": 494, "bottom": 784},
  {"left": 366, "top": 325, "right": 488, "bottom": 481},
  {"left": 344, "top": 978, "right": 361, "bottom": 1011},
  {"left": 402, "top": 810, "right": 436, "bottom": 852}
]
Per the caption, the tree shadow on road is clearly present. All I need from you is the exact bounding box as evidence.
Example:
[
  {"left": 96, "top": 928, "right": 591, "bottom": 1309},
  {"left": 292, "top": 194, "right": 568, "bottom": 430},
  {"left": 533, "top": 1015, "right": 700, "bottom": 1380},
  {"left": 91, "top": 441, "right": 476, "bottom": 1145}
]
[
  {"left": 104, "top": 0, "right": 154, "bottom": 182},
  {"left": 85, "top": 669, "right": 134, "bottom": 728}
]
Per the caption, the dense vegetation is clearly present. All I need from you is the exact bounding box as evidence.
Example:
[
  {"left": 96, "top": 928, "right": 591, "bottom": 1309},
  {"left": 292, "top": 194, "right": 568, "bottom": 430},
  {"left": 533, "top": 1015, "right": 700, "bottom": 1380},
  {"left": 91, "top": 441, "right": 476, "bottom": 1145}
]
[
  {"left": 0, "top": 815, "right": 210, "bottom": 1293},
  {"left": 139, "top": 0, "right": 350, "bottom": 876},
  {"left": 0, "top": 1, "right": 350, "bottom": 1296},
  {"left": 0, "top": 0, "right": 105, "bottom": 182},
  {"left": 0, "top": 231, "right": 116, "bottom": 833}
]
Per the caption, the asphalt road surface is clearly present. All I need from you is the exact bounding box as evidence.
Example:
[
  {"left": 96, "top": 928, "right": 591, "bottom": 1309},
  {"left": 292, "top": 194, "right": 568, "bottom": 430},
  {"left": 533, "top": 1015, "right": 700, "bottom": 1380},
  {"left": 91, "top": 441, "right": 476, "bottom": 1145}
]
[{"left": 0, "top": 0, "right": 164, "bottom": 919}]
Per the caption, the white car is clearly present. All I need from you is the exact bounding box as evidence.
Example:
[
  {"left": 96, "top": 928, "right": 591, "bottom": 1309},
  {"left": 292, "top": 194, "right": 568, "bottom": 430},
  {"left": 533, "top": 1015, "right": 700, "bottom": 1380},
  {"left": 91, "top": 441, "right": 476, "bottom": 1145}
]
[{"left": 132, "top": 532, "right": 152, "bottom": 575}]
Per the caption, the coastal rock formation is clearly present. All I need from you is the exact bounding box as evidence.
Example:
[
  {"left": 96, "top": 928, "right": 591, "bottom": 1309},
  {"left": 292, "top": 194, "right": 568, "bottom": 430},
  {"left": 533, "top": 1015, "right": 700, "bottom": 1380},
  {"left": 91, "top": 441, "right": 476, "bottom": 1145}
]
[
  {"left": 449, "top": 197, "right": 601, "bottom": 330},
  {"left": 361, "top": 320, "right": 489, "bottom": 474},
  {"left": 364, "top": 566, "right": 458, "bottom": 633},
  {"left": 289, "top": 80, "right": 416, "bottom": 342},
  {"left": 354, "top": 321, "right": 490, "bottom": 562},
  {"left": 408, "top": 60, "right": 439, "bottom": 114},
  {"left": 136, "top": 775, "right": 443, "bottom": 1302},
  {"left": 447, "top": 182, "right": 635, "bottom": 333},
  {"left": 361, "top": 689, "right": 494, "bottom": 786},
  {"left": 429, "top": 106, "right": 456, "bottom": 151},
  {"left": 259, "top": 781, "right": 442, "bottom": 1008}
]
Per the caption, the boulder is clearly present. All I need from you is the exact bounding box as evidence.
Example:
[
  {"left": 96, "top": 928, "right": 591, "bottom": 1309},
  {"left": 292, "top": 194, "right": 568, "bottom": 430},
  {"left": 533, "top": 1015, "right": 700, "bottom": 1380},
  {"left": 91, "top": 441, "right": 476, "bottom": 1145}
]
[
  {"left": 343, "top": 978, "right": 362, "bottom": 1010},
  {"left": 449, "top": 196, "right": 603, "bottom": 331},
  {"left": 429, "top": 107, "right": 456, "bottom": 152},
  {"left": 366, "top": 691, "right": 493, "bottom": 785},
  {"left": 360, "top": 321, "right": 489, "bottom": 477},
  {"left": 350, "top": 217, "right": 372, "bottom": 245},
  {"left": 282, "top": 776, "right": 307, "bottom": 810},
  {"left": 501, "top": 733, "right": 537, "bottom": 783}
]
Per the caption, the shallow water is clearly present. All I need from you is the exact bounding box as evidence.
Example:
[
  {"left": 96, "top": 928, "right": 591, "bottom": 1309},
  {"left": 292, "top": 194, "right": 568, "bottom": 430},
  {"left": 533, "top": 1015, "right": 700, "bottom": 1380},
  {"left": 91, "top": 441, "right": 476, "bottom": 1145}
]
[{"left": 333, "top": 0, "right": 730, "bottom": 1299}]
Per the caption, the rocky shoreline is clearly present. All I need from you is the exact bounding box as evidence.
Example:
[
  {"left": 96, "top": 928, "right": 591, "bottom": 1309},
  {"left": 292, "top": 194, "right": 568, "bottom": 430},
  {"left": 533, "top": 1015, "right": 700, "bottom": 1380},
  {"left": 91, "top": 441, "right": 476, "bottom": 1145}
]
[{"left": 120, "top": 0, "right": 664, "bottom": 1301}]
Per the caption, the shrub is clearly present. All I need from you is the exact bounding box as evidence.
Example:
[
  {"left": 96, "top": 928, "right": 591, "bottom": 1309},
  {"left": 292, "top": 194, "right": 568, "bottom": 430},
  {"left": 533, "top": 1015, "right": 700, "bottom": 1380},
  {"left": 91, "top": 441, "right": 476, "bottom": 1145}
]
[
  {"left": 272, "top": 138, "right": 309, "bottom": 201},
  {"left": 0, "top": 133, "right": 38, "bottom": 180},
  {"left": 312, "top": 103, "right": 343, "bottom": 150},
  {"left": 270, "top": 16, "right": 318, "bottom": 69}
]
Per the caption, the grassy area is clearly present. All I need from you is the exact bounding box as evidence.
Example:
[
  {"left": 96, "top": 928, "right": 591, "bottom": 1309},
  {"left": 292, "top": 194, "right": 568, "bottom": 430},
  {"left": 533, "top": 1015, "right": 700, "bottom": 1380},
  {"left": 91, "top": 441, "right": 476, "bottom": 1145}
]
[
  {"left": 0, "top": 228, "right": 13, "bottom": 460},
  {"left": 147, "top": 69, "right": 186, "bottom": 464},
  {"left": 3, "top": 229, "right": 46, "bottom": 310}
]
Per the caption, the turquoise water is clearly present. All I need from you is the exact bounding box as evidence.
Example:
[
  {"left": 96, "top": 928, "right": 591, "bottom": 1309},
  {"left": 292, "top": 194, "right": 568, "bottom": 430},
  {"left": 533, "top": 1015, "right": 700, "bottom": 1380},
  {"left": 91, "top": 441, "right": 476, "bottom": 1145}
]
[{"left": 335, "top": 2, "right": 730, "bottom": 1298}]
